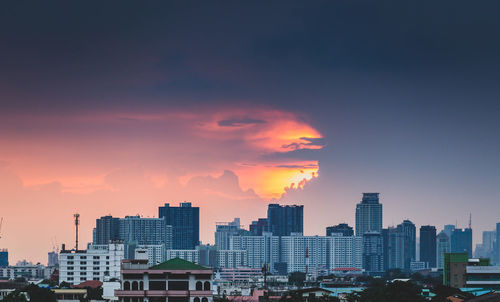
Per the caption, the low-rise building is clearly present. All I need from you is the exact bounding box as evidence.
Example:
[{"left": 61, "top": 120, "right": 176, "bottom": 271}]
[
  {"left": 0, "top": 260, "right": 51, "bottom": 280},
  {"left": 115, "top": 258, "right": 213, "bottom": 302},
  {"left": 59, "top": 242, "right": 124, "bottom": 285}
]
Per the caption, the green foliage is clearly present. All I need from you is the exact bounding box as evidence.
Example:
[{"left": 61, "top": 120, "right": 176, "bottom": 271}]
[
  {"left": 288, "top": 272, "right": 306, "bottom": 287},
  {"left": 24, "top": 284, "right": 57, "bottom": 302},
  {"left": 345, "top": 280, "right": 426, "bottom": 302},
  {"left": 2, "top": 291, "right": 28, "bottom": 302}
]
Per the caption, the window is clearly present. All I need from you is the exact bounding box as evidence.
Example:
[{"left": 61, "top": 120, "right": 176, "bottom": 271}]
[
  {"left": 149, "top": 281, "right": 166, "bottom": 290},
  {"left": 81, "top": 267, "right": 86, "bottom": 270},
  {"left": 68, "top": 277, "right": 73, "bottom": 281},
  {"left": 106, "top": 256, "right": 110, "bottom": 259},
  {"left": 194, "top": 298, "right": 200, "bottom": 302},
  {"left": 80, "top": 272, "right": 86, "bottom": 276},
  {"left": 68, "top": 267, "right": 74, "bottom": 270},
  {"left": 67, "top": 261, "right": 74, "bottom": 265},
  {"left": 106, "top": 267, "right": 109, "bottom": 270},
  {"left": 67, "top": 256, "right": 74, "bottom": 260},
  {"left": 203, "top": 281, "right": 210, "bottom": 291},
  {"left": 80, "top": 261, "right": 87, "bottom": 265},
  {"left": 68, "top": 272, "right": 74, "bottom": 276},
  {"left": 201, "top": 298, "right": 208, "bottom": 302},
  {"left": 168, "top": 281, "right": 188, "bottom": 290},
  {"left": 93, "top": 261, "right": 99, "bottom": 265},
  {"left": 196, "top": 281, "right": 202, "bottom": 290},
  {"left": 94, "top": 267, "right": 100, "bottom": 270},
  {"left": 93, "top": 272, "right": 99, "bottom": 276},
  {"left": 132, "top": 281, "right": 139, "bottom": 291},
  {"left": 80, "top": 256, "right": 87, "bottom": 259},
  {"left": 93, "top": 256, "right": 100, "bottom": 259},
  {"left": 123, "top": 281, "right": 130, "bottom": 290},
  {"left": 106, "top": 262, "right": 110, "bottom": 265}
]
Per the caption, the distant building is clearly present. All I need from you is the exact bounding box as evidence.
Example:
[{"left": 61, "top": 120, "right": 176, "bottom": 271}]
[
  {"left": 166, "top": 250, "right": 200, "bottom": 264},
  {"left": 436, "top": 231, "right": 451, "bottom": 269},
  {"left": 443, "top": 225, "right": 456, "bottom": 238},
  {"left": 451, "top": 228, "right": 473, "bottom": 257},
  {"left": 215, "top": 218, "right": 250, "bottom": 250},
  {"left": 115, "top": 258, "right": 213, "bottom": 302},
  {"left": 328, "top": 234, "right": 363, "bottom": 270},
  {"left": 229, "top": 233, "right": 280, "bottom": 272},
  {"left": 48, "top": 251, "right": 59, "bottom": 267},
  {"left": 497, "top": 223, "right": 500, "bottom": 265},
  {"left": 362, "top": 232, "right": 384, "bottom": 273},
  {"left": 420, "top": 225, "right": 437, "bottom": 268},
  {"left": 0, "top": 260, "right": 51, "bottom": 280},
  {"left": 267, "top": 204, "right": 303, "bottom": 236},
  {"left": 159, "top": 202, "right": 200, "bottom": 249},
  {"left": 0, "top": 249, "right": 8, "bottom": 267},
  {"left": 216, "top": 250, "right": 247, "bottom": 268},
  {"left": 410, "top": 261, "right": 428, "bottom": 272},
  {"left": 249, "top": 218, "right": 267, "bottom": 236},
  {"left": 93, "top": 216, "right": 120, "bottom": 245},
  {"left": 280, "top": 234, "right": 330, "bottom": 274},
  {"left": 383, "top": 227, "right": 405, "bottom": 270},
  {"left": 134, "top": 244, "right": 165, "bottom": 265},
  {"left": 196, "top": 244, "right": 217, "bottom": 268},
  {"left": 59, "top": 242, "right": 124, "bottom": 285},
  {"left": 326, "top": 224, "right": 354, "bottom": 237},
  {"left": 397, "top": 220, "right": 416, "bottom": 271},
  {"left": 355, "top": 193, "right": 382, "bottom": 236}
]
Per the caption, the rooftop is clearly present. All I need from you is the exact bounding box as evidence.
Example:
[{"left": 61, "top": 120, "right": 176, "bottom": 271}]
[{"left": 149, "top": 258, "right": 210, "bottom": 271}]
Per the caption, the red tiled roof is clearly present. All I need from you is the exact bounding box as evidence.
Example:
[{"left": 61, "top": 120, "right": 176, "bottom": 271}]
[{"left": 74, "top": 280, "right": 103, "bottom": 289}]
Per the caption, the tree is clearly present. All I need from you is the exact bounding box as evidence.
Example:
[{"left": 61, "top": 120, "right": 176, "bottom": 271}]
[
  {"left": 2, "top": 291, "right": 28, "bottom": 302},
  {"left": 430, "top": 285, "right": 473, "bottom": 302},
  {"left": 288, "top": 272, "right": 306, "bottom": 287},
  {"left": 24, "top": 284, "right": 57, "bottom": 302}
]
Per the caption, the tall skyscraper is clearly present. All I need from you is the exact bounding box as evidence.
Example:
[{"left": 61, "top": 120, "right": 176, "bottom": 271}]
[
  {"left": 326, "top": 223, "right": 354, "bottom": 237},
  {"left": 158, "top": 202, "right": 200, "bottom": 249},
  {"left": 249, "top": 218, "right": 267, "bottom": 236},
  {"left": 355, "top": 193, "right": 382, "bottom": 236},
  {"left": 451, "top": 228, "right": 473, "bottom": 257},
  {"left": 93, "top": 215, "right": 120, "bottom": 244},
  {"left": 397, "top": 220, "right": 416, "bottom": 270},
  {"left": 0, "top": 249, "right": 8, "bottom": 267},
  {"left": 436, "top": 231, "right": 450, "bottom": 269},
  {"left": 383, "top": 227, "right": 405, "bottom": 271},
  {"left": 362, "top": 231, "right": 384, "bottom": 273},
  {"left": 420, "top": 225, "right": 437, "bottom": 268},
  {"left": 443, "top": 225, "right": 456, "bottom": 238},
  {"left": 266, "top": 204, "right": 303, "bottom": 236}
]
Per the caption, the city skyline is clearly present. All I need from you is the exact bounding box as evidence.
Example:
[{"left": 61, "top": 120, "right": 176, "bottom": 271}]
[{"left": 1, "top": 1, "right": 500, "bottom": 265}]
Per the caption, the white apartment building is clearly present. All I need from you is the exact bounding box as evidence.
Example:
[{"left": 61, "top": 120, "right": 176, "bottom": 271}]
[
  {"left": 328, "top": 235, "right": 363, "bottom": 270},
  {"left": 166, "top": 250, "right": 200, "bottom": 263},
  {"left": 216, "top": 250, "right": 247, "bottom": 268},
  {"left": 135, "top": 244, "right": 165, "bottom": 265},
  {"left": 229, "top": 233, "right": 280, "bottom": 271},
  {"left": 0, "top": 260, "right": 52, "bottom": 280},
  {"left": 59, "top": 242, "right": 124, "bottom": 285},
  {"left": 281, "top": 234, "right": 330, "bottom": 273}
]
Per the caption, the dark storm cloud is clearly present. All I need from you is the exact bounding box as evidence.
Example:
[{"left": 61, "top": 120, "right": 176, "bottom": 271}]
[
  {"left": 1, "top": 0, "right": 500, "bottom": 112},
  {"left": 218, "top": 118, "right": 267, "bottom": 127}
]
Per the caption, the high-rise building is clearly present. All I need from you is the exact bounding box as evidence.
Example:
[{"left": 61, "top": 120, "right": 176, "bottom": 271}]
[
  {"left": 436, "top": 231, "right": 451, "bottom": 269},
  {"left": 397, "top": 220, "right": 416, "bottom": 270},
  {"left": 443, "top": 225, "right": 456, "bottom": 238},
  {"left": 362, "top": 231, "right": 384, "bottom": 273},
  {"left": 93, "top": 216, "right": 121, "bottom": 245},
  {"left": 355, "top": 193, "right": 382, "bottom": 236},
  {"left": 280, "top": 234, "right": 330, "bottom": 274},
  {"left": 158, "top": 202, "right": 200, "bottom": 249},
  {"left": 249, "top": 218, "right": 267, "bottom": 236},
  {"left": 328, "top": 234, "right": 363, "bottom": 270},
  {"left": 48, "top": 251, "right": 59, "bottom": 267},
  {"left": 475, "top": 230, "right": 496, "bottom": 259},
  {"left": 267, "top": 204, "right": 303, "bottom": 236},
  {"left": 229, "top": 233, "right": 280, "bottom": 272},
  {"left": 420, "top": 225, "right": 437, "bottom": 268},
  {"left": 326, "top": 223, "right": 354, "bottom": 237},
  {"left": 0, "top": 249, "right": 8, "bottom": 267},
  {"left": 215, "top": 218, "right": 249, "bottom": 250},
  {"left": 383, "top": 227, "right": 405, "bottom": 271},
  {"left": 451, "top": 228, "right": 473, "bottom": 257}
]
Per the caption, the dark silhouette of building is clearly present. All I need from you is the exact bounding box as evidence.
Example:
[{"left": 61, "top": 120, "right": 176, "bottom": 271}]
[
  {"left": 397, "top": 220, "right": 416, "bottom": 271},
  {"left": 249, "top": 218, "right": 268, "bottom": 236},
  {"left": 158, "top": 202, "right": 200, "bottom": 249},
  {"left": 420, "top": 225, "right": 437, "bottom": 268},
  {"left": 355, "top": 193, "right": 382, "bottom": 236},
  {"left": 93, "top": 215, "right": 120, "bottom": 244},
  {"left": 451, "top": 228, "right": 473, "bottom": 257},
  {"left": 266, "top": 204, "right": 303, "bottom": 236},
  {"left": 362, "top": 231, "right": 384, "bottom": 273},
  {"left": 326, "top": 223, "right": 354, "bottom": 237},
  {"left": 0, "top": 249, "right": 8, "bottom": 267}
]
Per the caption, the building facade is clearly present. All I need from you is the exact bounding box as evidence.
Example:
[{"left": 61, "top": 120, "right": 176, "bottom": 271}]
[
  {"left": 59, "top": 242, "right": 124, "bottom": 286},
  {"left": 165, "top": 250, "right": 200, "bottom": 264},
  {"left": 326, "top": 224, "right": 354, "bottom": 237},
  {"left": 362, "top": 232, "right": 384, "bottom": 274},
  {"left": 0, "top": 249, "right": 8, "bottom": 267},
  {"left": 420, "top": 225, "right": 437, "bottom": 268},
  {"left": 397, "top": 220, "right": 416, "bottom": 271},
  {"left": 437, "top": 231, "right": 451, "bottom": 269},
  {"left": 355, "top": 193, "right": 382, "bottom": 236},
  {"left": 451, "top": 228, "right": 473, "bottom": 257},
  {"left": 115, "top": 258, "right": 213, "bottom": 302},
  {"left": 158, "top": 202, "right": 200, "bottom": 250},
  {"left": 266, "top": 204, "right": 303, "bottom": 237}
]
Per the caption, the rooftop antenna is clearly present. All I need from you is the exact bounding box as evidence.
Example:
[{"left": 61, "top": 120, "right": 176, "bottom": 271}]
[
  {"left": 469, "top": 213, "right": 472, "bottom": 229},
  {"left": 74, "top": 213, "right": 80, "bottom": 251},
  {"left": 0, "top": 217, "right": 3, "bottom": 239}
]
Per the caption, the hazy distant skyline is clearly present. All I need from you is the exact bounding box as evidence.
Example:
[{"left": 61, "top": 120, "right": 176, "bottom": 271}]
[{"left": 1, "top": 1, "right": 499, "bottom": 263}]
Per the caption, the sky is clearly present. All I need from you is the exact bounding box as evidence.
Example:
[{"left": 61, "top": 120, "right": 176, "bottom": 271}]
[{"left": 1, "top": 1, "right": 500, "bottom": 263}]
